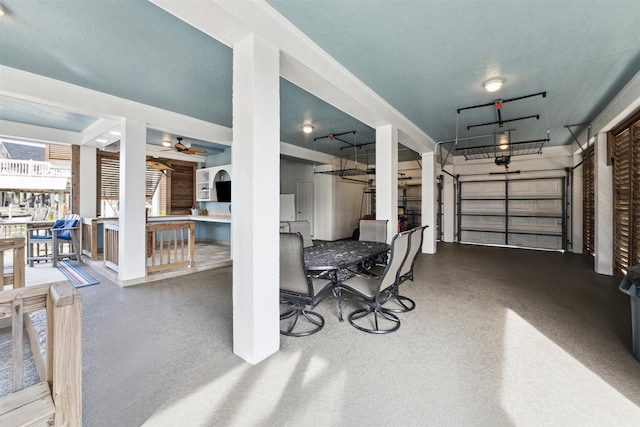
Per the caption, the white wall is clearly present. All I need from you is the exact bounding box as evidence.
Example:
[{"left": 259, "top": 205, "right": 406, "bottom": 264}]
[
  {"left": 334, "top": 178, "right": 365, "bottom": 239},
  {"left": 280, "top": 159, "right": 366, "bottom": 240}
]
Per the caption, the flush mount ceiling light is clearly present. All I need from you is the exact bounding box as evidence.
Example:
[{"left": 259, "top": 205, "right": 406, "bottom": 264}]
[
  {"left": 162, "top": 140, "right": 172, "bottom": 147},
  {"left": 0, "top": 5, "right": 5, "bottom": 18},
  {"left": 110, "top": 130, "right": 122, "bottom": 136},
  {"left": 302, "top": 124, "right": 313, "bottom": 134},
  {"left": 96, "top": 138, "right": 108, "bottom": 143},
  {"left": 484, "top": 78, "right": 503, "bottom": 93}
]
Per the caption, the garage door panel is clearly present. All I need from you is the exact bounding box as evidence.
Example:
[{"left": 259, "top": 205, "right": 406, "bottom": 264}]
[{"left": 458, "top": 177, "right": 565, "bottom": 251}]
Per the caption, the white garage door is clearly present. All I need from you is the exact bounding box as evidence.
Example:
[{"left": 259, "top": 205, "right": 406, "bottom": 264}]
[{"left": 458, "top": 177, "right": 566, "bottom": 251}]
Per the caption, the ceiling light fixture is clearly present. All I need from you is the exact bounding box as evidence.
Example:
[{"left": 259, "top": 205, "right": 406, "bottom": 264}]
[
  {"left": 302, "top": 124, "right": 313, "bottom": 134},
  {"left": 96, "top": 138, "right": 108, "bottom": 143},
  {"left": 162, "top": 141, "right": 172, "bottom": 147},
  {"left": 484, "top": 78, "right": 503, "bottom": 93},
  {"left": 110, "top": 130, "right": 122, "bottom": 136},
  {"left": 0, "top": 5, "right": 5, "bottom": 18}
]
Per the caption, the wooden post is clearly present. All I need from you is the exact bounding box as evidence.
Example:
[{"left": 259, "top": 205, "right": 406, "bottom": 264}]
[
  {"left": 0, "top": 238, "right": 25, "bottom": 290},
  {"left": 50, "top": 282, "right": 82, "bottom": 426},
  {"left": 189, "top": 222, "right": 195, "bottom": 267},
  {"left": 71, "top": 145, "right": 80, "bottom": 215}
]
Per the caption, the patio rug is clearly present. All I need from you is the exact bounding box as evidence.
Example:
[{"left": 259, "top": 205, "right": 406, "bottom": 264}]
[{"left": 57, "top": 260, "right": 100, "bottom": 288}]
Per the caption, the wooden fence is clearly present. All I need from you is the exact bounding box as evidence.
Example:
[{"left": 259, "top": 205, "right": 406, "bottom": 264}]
[{"left": 102, "top": 221, "right": 195, "bottom": 275}]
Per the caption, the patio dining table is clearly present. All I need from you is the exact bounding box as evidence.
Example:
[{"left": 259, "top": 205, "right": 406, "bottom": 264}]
[{"left": 304, "top": 240, "right": 390, "bottom": 320}]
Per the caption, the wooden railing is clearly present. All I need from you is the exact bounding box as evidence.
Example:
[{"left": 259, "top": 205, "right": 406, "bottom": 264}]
[
  {"left": 1, "top": 238, "right": 25, "bottom": 291},
  {"left": 0, "top": 222, "right": 28, "bottom": 239},
  {"left": 103, "top": 221, "right": 119, "bottom": 272},
  {"left": 102, "top": 220, "right": 195, "bottom": 274},
  {"left": 81, "top": 217, "right": 99, "bottom": 260},
  {"left": 0, "top": 158, "right": 69, "bottom": 178},
  {"left": 0, "top": 281, "right": 82, "bottom": 426},
  {"left": 147, "top": 222, "right": 195, "bottom": 273},
  {"left": 81, "top": 217, "right": 118, "bottom": 261}
]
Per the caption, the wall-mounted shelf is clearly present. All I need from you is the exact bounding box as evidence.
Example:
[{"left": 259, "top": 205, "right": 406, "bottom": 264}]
[{"left": 196, "top": 165, "right": 232, "bottom": 202}]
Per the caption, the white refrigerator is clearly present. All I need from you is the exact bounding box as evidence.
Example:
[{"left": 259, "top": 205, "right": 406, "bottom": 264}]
[{"left": 279, "top": 194, "right": 296, "bottom": 221}]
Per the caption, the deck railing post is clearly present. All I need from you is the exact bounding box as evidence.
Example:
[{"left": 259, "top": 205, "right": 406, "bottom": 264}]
[{"left": 49, "top": 281, "right": 82, "bottom": 426}]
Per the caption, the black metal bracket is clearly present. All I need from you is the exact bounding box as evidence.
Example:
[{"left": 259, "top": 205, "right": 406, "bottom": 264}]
[
  {"left": 457, "top": 91, "right": 547, "bottom": 114},
  {"left": 467, "top": 114, "right": 539, "bottom": 130}
]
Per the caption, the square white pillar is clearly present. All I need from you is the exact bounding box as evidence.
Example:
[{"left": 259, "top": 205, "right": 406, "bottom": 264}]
[
  {"left": 375, "top": 124, "right": 398, "bottom": 242},
  {"left": 118, "top": 119, "right": 147, "bottom": 285},
  {"left": 422, "top": 152, "right": 437, "bottom": 254},
  {"left": 571, "top": 152, "right": 584, "bottom": 254},
  {"left": 594, "top": 132, "right": 613, "bottom": 275},
  {"left": 232, "top": 35, "right": 280, "bottom": 364},
  {"left": 79, "top": 145, "right": 97, "bottom": 218}
]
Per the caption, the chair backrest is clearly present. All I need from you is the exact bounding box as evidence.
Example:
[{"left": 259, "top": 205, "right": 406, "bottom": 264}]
[
  {"left": 399, "top": 225, "right": 427, "bottom": 280},
  {"left": 280, "top": 232, "right": 313, "bottom": 297},
  {"left": 359, "top": 219, "right": 388, "bottom": 243},
  {"left": 287, "top": 220, "right": 313, "bottom": 247},
  {"left": 376, "top": 229, "right": 412, "bottom": 296},
  {"left": 55, "top": 214, "right": 80, "bottom": 240},
  {"left": 32, "top": 208, "right": 48, "bottom": 221}
]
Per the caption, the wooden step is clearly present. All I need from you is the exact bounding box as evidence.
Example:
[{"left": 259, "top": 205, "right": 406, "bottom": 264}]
[{"left": 0, "top": 382, "right": 55, "bottom": 427}]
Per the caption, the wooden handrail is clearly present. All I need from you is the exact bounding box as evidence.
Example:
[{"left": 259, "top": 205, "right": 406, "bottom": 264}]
[{"left": 0, "top": 281, "right": 82, "bottom": 426}]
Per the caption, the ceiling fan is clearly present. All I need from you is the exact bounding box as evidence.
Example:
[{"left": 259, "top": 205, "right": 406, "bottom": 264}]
[{"left": 171, "top": 137, "right": 207, "bottom": 155}]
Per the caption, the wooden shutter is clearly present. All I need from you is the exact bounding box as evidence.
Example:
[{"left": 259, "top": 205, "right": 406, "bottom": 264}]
[
  {"left": 632, "top": 122, "right": 640, "bottom": 267},
  {"left": 169, "top": 162, "right": 196, "bottom": 215},
  {"left": 45, "top": 144, "right": 71, "bottom": 161},
  {"left": 583, "top": 144, "right": 595, "bottom": 256},
  {"left": 96, "top": 151, "right": 192, "bottom": 216},
  {"left": 613, "top": 128, "right": 631, "bottom": 273}
]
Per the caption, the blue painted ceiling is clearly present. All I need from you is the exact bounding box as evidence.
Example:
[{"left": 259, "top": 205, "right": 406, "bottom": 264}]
[{"left": 0, "top": 0, "right": 639, "bottom": 160}]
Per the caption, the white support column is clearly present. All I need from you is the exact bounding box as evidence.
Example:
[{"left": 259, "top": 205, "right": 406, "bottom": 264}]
[
  {"left": 594, "top": 132, "right": 613, "bottom": 275},
  {"left": 79, "top": 145, "right": 97, "bottom": 218},
  {"left": 118, "top": 119, "right": 147, "bottom": 286},
  {"left": 443, "top": 172, "right": 455, "bottom": 242},
  {"left": 422, "top": 152, "right": 437, "bottom": 254},
  {"left": 571, "top": 152, "right": 584, "bottom": 254},
  {"left": 232, "top": 35, "right": 280, "bottom": 364},
  {"left": 375, "top": 124, "right": 398, "bottom": 242}
]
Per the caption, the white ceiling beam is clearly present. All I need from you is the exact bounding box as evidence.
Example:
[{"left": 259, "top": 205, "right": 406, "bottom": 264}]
[
  {"left": 0, "top": 65, "right": 233, "bottom": 145},
  {"left": 0, "top": 119, "right": 80, "bottom": 145},
  {"left": 81, "top": 118, "right": 120, "bottom": 145},
  {"left": 150, "top": 0, "right": 436, "bottom": 154},
  {"left": 280, "top": 141, "right": 333, "bottom": 164}
]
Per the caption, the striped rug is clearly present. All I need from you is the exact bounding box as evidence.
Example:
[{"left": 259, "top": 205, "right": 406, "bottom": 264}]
[{"left": 57, "top": 259, "right": 100, "bottom": 288}]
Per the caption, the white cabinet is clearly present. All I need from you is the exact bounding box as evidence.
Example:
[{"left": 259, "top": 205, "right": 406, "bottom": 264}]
[
  {"left": 196, "top": 165, "right": 232, "bottom": 202},
  {"left": 196, "top": 169, "right": 211, "bottom": 201}
]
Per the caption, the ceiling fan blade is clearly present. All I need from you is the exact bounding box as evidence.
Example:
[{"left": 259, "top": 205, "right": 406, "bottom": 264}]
[
  {"left": 188, "top": 147, "right": 207, "bottom": 153},
  {"left": 175, "top": 142, "right": 187, "bottom": 151}
]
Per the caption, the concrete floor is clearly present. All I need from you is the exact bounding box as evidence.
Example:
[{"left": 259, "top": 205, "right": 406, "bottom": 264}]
[{"left": 76, "top": 243, "right": 640, "bottom": 426}]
